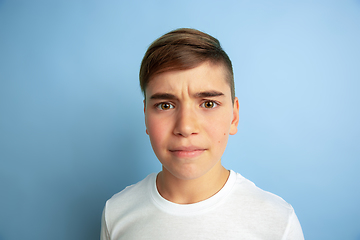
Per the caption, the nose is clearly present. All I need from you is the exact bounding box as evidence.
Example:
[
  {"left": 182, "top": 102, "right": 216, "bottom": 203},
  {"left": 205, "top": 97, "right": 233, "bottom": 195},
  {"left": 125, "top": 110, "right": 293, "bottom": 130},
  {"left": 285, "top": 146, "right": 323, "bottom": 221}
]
[{"left": 173, "top": 105, "right": 199, "bottom": 137}]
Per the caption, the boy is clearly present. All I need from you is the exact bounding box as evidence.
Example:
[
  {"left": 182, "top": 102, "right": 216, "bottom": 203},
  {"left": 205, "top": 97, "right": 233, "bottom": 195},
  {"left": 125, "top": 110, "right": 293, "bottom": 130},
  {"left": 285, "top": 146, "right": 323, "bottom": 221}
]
[{"left": 100, "top": 28, "right": 304, "bottom": 240}]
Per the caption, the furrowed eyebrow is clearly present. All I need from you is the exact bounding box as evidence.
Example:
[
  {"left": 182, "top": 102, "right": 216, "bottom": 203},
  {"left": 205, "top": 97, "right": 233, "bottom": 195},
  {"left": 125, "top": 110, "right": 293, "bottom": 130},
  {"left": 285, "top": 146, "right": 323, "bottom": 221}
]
[
  {"left": 195, "top": 91, "right": 224, "bottom": 98},
  {"left": 149, "top": 93, "right": 177, "bottom": 100},
  {"left": 149, "top": 91, "right": 224, "bottom": 100}
]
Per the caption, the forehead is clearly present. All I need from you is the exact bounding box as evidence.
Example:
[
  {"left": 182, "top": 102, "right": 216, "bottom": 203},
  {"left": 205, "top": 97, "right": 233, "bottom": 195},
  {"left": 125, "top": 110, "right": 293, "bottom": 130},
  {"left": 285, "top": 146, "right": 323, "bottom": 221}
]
[{"left": 146, "top": 62, "right": 230, "bottom": 97}]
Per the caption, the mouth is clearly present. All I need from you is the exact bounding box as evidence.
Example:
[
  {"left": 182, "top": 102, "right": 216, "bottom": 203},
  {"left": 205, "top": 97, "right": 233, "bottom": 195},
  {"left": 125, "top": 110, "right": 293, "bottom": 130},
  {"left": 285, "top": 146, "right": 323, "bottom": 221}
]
[{"left": 169, "top": 146, "right": 206, "bottom": 158}]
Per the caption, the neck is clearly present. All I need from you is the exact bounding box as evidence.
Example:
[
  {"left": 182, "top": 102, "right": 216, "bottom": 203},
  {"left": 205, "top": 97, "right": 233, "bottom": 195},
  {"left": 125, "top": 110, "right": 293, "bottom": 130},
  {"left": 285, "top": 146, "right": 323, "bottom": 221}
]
[{"left": 156, "top": 162, "right": 230, "bottom": 204}]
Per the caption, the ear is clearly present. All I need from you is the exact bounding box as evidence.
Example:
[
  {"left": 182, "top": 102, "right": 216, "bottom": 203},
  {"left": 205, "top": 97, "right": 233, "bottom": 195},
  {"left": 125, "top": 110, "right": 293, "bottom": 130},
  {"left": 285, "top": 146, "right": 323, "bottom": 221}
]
[
  {"left": 143, "top": 99, "right": 149, "bottom": 135},
  {"left": 229, "top": 97, "right": 239, "bottom": 135}
]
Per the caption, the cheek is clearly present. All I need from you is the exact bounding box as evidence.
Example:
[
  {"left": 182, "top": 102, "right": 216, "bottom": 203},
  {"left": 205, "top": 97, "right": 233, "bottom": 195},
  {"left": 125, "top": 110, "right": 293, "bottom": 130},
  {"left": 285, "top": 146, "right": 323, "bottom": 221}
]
[
  {"left": 146, "top": 117, "right": 169, "bottom": 146},
  {"left": 216, "top": 133, "right": 229, "bottom": 145},
  {"left": 205, "top": 116, "right": 232, "bottom": 144},
  {"left": 217, "top": 133, "right": 227, "bottom": 144}
]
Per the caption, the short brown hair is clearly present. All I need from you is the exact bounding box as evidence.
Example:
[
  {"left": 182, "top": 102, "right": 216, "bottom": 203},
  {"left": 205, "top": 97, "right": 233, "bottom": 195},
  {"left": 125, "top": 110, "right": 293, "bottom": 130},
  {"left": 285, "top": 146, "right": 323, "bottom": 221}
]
[{"left": 139, "top": 28, "right": 235, "bottom": 102}]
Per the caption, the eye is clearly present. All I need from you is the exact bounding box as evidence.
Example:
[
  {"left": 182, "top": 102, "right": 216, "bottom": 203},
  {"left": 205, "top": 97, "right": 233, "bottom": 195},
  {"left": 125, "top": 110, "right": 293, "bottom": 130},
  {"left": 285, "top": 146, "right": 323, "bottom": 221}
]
[
  {"left": 156, "top": 102, "right": 175, "bottom": 110},
  {"left": 201, "top": 100, "right": 218, "bottom": 109}
]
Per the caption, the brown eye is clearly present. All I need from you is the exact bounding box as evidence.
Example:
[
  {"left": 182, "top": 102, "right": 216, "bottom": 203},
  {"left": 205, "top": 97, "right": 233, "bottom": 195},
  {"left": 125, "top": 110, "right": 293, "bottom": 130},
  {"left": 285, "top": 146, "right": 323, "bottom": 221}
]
[
  {"left": 201, "top": 101, "right": 218, "bottom": 109},
  {"left": 161, "top": 103, "right": 170, "bottom": 110},
  {"left": 157, "top": 102, "right": 174, "bottom": 110},
  {"left": 205, "top": 101, "right": 213, "bottom": 108}
]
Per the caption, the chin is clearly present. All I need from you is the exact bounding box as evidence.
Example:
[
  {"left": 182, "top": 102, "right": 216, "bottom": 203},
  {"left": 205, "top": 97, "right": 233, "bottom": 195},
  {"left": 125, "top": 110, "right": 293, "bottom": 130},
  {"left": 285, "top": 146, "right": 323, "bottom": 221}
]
[{"left": 164, "top": 164, "right": 213, "bottom": 181}]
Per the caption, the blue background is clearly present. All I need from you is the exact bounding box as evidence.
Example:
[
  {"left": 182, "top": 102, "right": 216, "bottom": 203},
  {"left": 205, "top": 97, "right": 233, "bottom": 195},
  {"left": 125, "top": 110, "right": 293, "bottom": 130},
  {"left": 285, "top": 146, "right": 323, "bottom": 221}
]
[{"left": 1, "top": 0, "right": 359, "bottom": 239}]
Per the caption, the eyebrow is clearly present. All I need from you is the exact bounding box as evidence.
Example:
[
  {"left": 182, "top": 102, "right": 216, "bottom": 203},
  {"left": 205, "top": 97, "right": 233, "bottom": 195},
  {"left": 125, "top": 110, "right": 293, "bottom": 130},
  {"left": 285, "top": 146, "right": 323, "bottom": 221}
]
[
  {"left": 149, "top": 91, "right": 225, "bottom": 100},
  {"left": 195, "top": 91, "right": 224, "bottom": 98},
  {"left": 150, "top": 93, "right": 177, "bottom": 100}
]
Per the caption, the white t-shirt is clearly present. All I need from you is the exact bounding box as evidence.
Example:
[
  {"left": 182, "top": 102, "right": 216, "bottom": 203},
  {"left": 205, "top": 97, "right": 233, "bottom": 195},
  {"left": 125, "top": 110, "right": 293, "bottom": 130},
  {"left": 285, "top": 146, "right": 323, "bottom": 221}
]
[{"left": 100, "top": 170, "right": 304, "bottom": 240}]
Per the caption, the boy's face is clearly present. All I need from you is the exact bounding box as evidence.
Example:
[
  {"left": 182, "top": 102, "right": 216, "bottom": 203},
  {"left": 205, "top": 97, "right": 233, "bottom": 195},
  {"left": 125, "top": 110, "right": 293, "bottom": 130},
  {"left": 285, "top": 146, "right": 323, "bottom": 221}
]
[{"left": 144, "top": 61, "right": 239, "bottom": 181}]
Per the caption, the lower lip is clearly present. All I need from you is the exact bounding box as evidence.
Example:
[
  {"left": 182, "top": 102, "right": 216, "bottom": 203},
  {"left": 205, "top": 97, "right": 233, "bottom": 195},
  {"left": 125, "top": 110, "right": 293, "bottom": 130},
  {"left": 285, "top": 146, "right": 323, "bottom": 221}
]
[{"left": 170, "top": 149, "right": 205, "bottom": 158}]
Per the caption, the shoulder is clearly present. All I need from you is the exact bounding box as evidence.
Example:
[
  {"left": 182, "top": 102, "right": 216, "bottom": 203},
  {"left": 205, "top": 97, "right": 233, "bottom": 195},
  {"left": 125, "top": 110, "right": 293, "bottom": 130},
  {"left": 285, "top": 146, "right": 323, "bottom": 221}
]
[
  {"left": 108, "top": 173, "right": 155, "bottom": 204},
  {"left": 103, "top": 173, "right": 156, "bottom": 220},
  {"left": 223, "top": 171, "right": 302, "bottom": 238},
  {"left": 231, "top": 171, "right": 294, "bottom": 216}
]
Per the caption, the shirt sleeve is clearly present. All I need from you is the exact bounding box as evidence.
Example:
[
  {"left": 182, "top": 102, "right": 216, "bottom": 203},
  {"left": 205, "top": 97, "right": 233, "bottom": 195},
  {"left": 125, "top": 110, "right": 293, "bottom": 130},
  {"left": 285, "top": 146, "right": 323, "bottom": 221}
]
[
  {"left": 100, "top": 204, "right": 111, "bottom": 240},
  {"left": 282, "top": 208, "right": 305, "bottom": 240}
]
